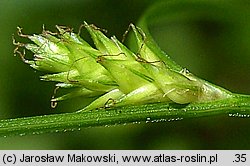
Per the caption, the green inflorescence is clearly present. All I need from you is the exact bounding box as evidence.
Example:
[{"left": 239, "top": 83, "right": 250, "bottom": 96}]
[{"left": 14, "top": 22, "right": 232, "bottom": 112}]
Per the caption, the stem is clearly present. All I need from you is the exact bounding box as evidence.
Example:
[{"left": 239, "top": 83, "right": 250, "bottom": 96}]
[{"left": 0, "top": 94, "right": 249, "bottom": 137}]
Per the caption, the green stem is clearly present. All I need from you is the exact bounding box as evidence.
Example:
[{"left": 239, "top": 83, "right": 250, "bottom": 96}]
[{"left": 0, "top": 94, "right": 249, "bottom": 137}]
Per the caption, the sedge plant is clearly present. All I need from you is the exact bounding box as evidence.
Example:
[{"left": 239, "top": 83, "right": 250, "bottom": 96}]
[{"left": 0, "top": 1, "right": 249, "bottom": 137}]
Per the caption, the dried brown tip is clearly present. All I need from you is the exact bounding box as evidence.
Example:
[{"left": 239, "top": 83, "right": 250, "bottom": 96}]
[
  {"left": 12, "top": 35, "right": 28, "bottom": 63},
  {"left": 89, "top": 24, "right": 108, "bottom": 34},
  {"left": 42, "top": 24, "right": 58, "bottom": 36},
  {"left": 50, "top": 86, "right": 60, "bottom": 109},
  {"left": 17, "top": 26, "right": 30, "bottom": 38}
]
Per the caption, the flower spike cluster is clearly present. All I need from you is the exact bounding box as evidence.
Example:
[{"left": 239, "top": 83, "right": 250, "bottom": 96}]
[{"left": 15, "top": 22, "right": 232, "bottom": 112}]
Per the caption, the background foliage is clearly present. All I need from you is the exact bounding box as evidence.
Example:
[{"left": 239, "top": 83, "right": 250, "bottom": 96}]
[{"left": 0, "top": 0, "right": 249, "bottom": 149}]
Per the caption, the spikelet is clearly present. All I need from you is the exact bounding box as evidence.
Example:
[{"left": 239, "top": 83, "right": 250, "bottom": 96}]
[{"left": 14, "top": 22, "right": 232, "bottom": 112}]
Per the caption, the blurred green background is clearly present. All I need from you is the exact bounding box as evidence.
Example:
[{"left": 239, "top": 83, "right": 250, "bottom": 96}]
[{"left": 0, "top": 0, "right": 249, "bottom": 149}]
